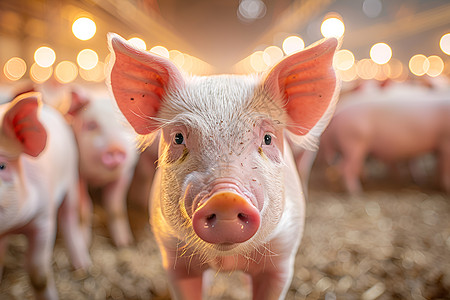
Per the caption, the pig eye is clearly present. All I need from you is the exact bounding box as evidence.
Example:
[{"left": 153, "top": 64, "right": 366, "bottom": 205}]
[
  {"left": 263, "top": 134, "right": 272, "bottom": 145},
  {"left": 84, "top": 120, "right": 98, "bottom": 131},
  {"left": 174, "top": 133, "right": 185, "bottom": 145},
  {"left": 0, "top": 163, "right": 6, "bottom": 171}
]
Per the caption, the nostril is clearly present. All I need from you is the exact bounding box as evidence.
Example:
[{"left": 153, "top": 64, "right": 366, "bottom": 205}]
[
  {"left": 237, "top": 213, "right": 249, "bottom": 223},
  {"left": 206, "top": 214, "right": 216, "bottom": 221}
]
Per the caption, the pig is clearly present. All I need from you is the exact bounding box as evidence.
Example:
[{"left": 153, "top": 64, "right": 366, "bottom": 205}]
[
  {"left": 107, "top": 33, "right": 339, "bottom": 299},
  {"left": 319, "top": 81, "right": 450, "bottom": 194},
  {"left": 0, "top": 92, "right": 91, "bottom": 300},
  {"left": 67, "top": 90, "right": 139, "bottom": 247}
]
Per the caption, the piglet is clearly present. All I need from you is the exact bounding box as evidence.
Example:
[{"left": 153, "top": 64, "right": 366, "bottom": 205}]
[
  {"left": 68, "top": 90, "right": 139, "bottom": 247},
  {"left": 0, "top": 92, "right": 91, "bottom": 300},
  {"left": 107, "top": 33, "right": 339, "bottom": 299}
]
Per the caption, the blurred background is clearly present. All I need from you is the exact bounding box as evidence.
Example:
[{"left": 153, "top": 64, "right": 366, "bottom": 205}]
[
  {"left": 1, "top": 0, "right": 449, "bottom": 83},
  {"left": 1, "top": 1, "right": 450, "bottom": 300}
]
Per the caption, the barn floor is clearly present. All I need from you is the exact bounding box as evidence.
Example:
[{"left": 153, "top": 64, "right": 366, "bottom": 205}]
[{"left": 1, "top": 168, "right": 450, "bottom": 300}]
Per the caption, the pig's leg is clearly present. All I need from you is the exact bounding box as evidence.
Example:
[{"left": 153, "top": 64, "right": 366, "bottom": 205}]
[
  {"left": 162, "top": 251, "right": 204, "bottom": 300},
  {"left": 58, "top": 185, "right": 91, "bottom": 270},
  {"left": 25, "top": 216, "right": 58, "bottom": 300},
  {"left": 340, "top": 140, "right": 367, "bottom": 194},
  {"left": 250, "top": 261, "right": 294, "bottom": 300},
  {"left": 102, "top": 171, "right": 134, "bottom": 247},
  {"left": 0, "top": 236, "right": 9, "bottom": 282},
  {"left": 78, "top": 177, "right": 93, "bottom": 246}
]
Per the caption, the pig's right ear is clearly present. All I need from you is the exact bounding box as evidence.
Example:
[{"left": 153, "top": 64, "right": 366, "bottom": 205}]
[
  {"left": 2, "top": 92, "right": 47, "bottom": 157},
  {"left": 107, "top": 33, "right": 184, "bottom": 135},
  {"left": 67, "top": 90, "right": 90, "bottom": 116}
]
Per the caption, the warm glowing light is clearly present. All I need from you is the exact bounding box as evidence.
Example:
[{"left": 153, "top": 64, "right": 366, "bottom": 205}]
[
  {"left": 77, "top": 49, "right": 98, "bottom": 70},
  {"left": 30, "top": 63, "right": 53, "bottom": 83},
  {"left": 334, "top": 49, "right": 355, "bottom": 71},
  {"left": 79, "top": 61, "right": 106, "bottom": 82},
  {"left": 338, "top": 64, "right": 357, "bottom": 82},
  {"left": 321, "top": 17, "right": 345, "bottom": 38},
  {"left": 282, "top": 36, "right": 305, "bottom": 55},
  {"left": 72, "top": 17, "right": 96, "bottom": 41},
  {"left": 128, "top": 37, "right": 146, "bottom": 50},
  {"left": 169, "top": 50, "right": 185, "bottom": 68},
  {"left": 150, "top": 46, "right": 170, "bottom": 58},
  {"left": 4, "top": 57, "right": 27, "bottom": 81},
  {"left": 182, "top": 54, "right": 193, "bottom": 72},
  {"left": 439, "top": 33, "right": 450, "bottom": 55},
  {"left": 250, "top": 51, "right": 267, "bottom": 72},
  {"left": 263, "top": 46, "right": 284, "bottom": 66},
  {"left": 370, "top": 43, "right": 392, "bottom": 64},
  {"left": 356, "top": 59, "right": 378, "bottom": 80},
  {"left": 55, "top": 61, "right": 78, "bottom": 83},
  {"left": 34, "top": 46, "right": 56, "bottom": 67},
  {"left": 385, "top": 58, "right": 404, "bottom": 79},
  {"left": 426, "top": 55, "right": 444, "bottom": 77},
  {"left": 238, "top": 0, "right": 267, "bottom": 22},
  {"left": 409, "top": 54, "right": 429, "bottom": 76}
]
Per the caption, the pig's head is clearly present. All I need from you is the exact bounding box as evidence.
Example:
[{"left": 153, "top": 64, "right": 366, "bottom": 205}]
[
  {"left": 0, "top": 92, "right": 47, "bottom": 229},
  {"left": 107, "top": 33, "right": 338, "bottom": 257},
  {"left": 68, "top": 90, "right": 137, "bottom": 184}
]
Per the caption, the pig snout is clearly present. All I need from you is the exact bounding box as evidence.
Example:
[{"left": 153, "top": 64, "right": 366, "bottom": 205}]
[
  {"left": 101, "top": 147, "right": 127, "bottom": 169},
  {"left": 192, "top": 191, "right": 260, "bottom": 244}
]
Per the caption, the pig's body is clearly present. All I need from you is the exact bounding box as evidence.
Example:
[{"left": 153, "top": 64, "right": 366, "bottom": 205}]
[
  {"left": 321, "top": 95, "right": 450, "bottom": 194},
  {"left": 0, "top": 93, "right": 90, "bottom": 300},
  {"left": 107, "top": 34, "right": 339, "bottom": 299},
  {"left": 69, "top": 94, "right": 139, "bottom": 247}
]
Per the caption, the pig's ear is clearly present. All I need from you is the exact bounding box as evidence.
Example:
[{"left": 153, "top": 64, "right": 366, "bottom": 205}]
[
  {"left": 2, "top": 92, "right": 47, "bottom": 157},
  {"left": 67, "top": 90, "right": 90, "bottom": 116},
  {"left": 264, "top": 38, "right": 338, "bottom": 136},
  {"left": 107, "top": 33, "right": 184, "bottom": 135}
]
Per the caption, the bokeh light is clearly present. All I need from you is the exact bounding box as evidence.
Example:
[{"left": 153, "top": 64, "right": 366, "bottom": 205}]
[
  {"left": 409, "top": 54, "right": 429, "bottom": 76},
  {"left": 426, "top": 55, "right": 444, "bottom": 77},
  {"left": 356, "top": 59, "right": 378, "bottom": 80},
  {"left": 30, "top": 63, "right": 53, "bottom": 83},
  {"left": 370, "top": 43, "right": 392, "bottom": 64},
  {"left": 439, "top": 33, "right": 450, "bottom": 55},
  {"left": 72, "top": 17, "right": 96, "bottom": 41},
  {"left": 55, "top": 61, "right": 78, "bottom": 83},
  {"left": 250, "top": 51, "right": 267, "bottom": 72},
  {"left": 3, "top": 57, "right": 27, "bottom": 81},
  {"left": 338, "top": 64, "right": 357, "bottom": 82},
  {"left": 263, "top": 46, "right": 284, "bottom": 67},
  {"left": 334, "top": 49, "right": 355, "bottom": 71},
  {"left": 321, "top": 17, "right": 345, "bottom": 38},
  {"left": 150, "top": 46, "right": 170, "bottom": 58},
  {"left": 79, "top": 61, "right": 106, "bottom": 82},
  {"left": 238, "top": 0, "right": 267, "bottom": 23},
  {"left": 362, "top": 0, "right": 382, "bottom": 18},
  {"left": 385, "top": 58, "right": 404, "bottom": 79},
  {"left": 128, "top": 37, "right": 147, "bottom": 50},
  {"left": 34, "top": 46, "right": 56, "bottom": 67},
  {"left": 77, "top": 49, "right": 99, "bottom": 70},
  {"left": 282, "top": 35, "right": 305, "bottom": 55}
]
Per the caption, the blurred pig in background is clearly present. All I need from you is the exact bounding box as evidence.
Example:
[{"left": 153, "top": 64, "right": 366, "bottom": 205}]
[
  {"left": 0, "top": 92, "right": 91, "bottom": 300},
  {"left": 107, "top": 33, "right": 339, "bottom": 299},
  {"left": 67, "top": 89, "right": 139, "bottom": 247},
  {"left": 318, "top": 79, "right": 450, "bottom": 194}
]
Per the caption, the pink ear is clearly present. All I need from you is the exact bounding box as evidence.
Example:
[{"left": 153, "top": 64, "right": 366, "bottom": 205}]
[
  {"left": 264, "top": 38, "right": 338, "bottom": 136},
  {"left": 2, "top": 93, "right": 47, "bottom": 157},
  {"left": 67, "top": 90, "right": 90, "bottom": 116},
  {"left": 108, "top": 33, "right": 184, "bottom": 135}
]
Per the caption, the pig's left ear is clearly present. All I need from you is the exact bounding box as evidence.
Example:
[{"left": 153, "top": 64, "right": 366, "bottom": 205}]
[
  {"left": 264, "top": 38, "right": 339, "bottom": 136},
  {"left": 2, "top": 92, "right": 47, "bottom": 157}
]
